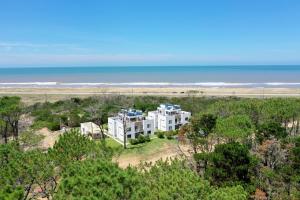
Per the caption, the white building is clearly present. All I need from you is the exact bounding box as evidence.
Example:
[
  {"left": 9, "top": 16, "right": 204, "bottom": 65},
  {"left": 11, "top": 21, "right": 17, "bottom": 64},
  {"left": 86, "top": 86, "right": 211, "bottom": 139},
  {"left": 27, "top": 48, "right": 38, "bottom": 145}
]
[
  {"left": 148, "top": 104, "right": 191, "bottom": 131},
  {"left": 80, "top": 122, "right": 101, "bottom": 138},
  {"left": 108, "top": 109, "right": 154, "bottom": 142}
]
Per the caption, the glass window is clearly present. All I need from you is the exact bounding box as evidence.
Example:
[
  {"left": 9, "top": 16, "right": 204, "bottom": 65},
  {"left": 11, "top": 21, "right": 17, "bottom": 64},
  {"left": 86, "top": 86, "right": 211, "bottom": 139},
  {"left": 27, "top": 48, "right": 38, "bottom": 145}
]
[
  {"left": 147, "top": 124, "right": 150, "bottom": 128},
  {"left": 169, "top": 126, "right": 172, "bottom": 130},
  {"left": 169, "top": 120, "right": 172, "bottom": 124}
]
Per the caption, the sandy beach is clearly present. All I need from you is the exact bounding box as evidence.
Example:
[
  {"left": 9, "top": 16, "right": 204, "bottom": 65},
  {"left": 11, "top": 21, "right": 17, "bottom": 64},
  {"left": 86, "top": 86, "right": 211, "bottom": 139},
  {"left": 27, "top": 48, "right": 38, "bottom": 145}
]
[{"left": 1, "top": 87, "right": 300, "bottom": 104}]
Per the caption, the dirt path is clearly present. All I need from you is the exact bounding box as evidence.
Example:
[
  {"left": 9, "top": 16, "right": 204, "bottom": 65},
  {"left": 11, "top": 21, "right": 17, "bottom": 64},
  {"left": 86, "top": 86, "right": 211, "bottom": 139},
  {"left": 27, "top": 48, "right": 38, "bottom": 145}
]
[{"left": 36, "top": 128, "right": 62, "bottom": 149}]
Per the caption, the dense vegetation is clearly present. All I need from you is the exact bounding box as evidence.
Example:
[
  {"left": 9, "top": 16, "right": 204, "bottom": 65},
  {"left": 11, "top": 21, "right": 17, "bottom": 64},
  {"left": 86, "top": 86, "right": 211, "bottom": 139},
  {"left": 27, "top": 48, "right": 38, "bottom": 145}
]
[{"left": 1, "top": 95, "right": 300, "bottom": 199}]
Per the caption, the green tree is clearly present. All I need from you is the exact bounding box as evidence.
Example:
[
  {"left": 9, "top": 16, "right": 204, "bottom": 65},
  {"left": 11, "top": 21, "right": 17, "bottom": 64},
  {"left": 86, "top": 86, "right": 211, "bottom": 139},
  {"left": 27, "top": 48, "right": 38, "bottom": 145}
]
[
  {"left": 55, "top": 159, "right": 141, "bottom": 200},
  {"left": 49, "top": 129, "right": 112, "bottom": 169},
  {"left": 256, "top": 122, "right": 288, "bottom": 143},
  {"left": 201, "top": 142, "right": 256, "bottom": 189},
  {"left": 215, "top": 115, "right": 253, "bottom": 142},
  {"left": 199, "top": 113, "right": 217, "bottom": 136},
  {"left": 134, "top": 159, "right": 212, "bottom": 200},
  {"left": 0, "top": 96, "right": 22, "bottom": 143},
  {"left": 208, "top": 185, "right": 248, "bottom": 200},
  {"left": 48, "top": 129, "right": 94, "bottom": 168},
  {"left": 0, "top": 143, "right": 57, "bottom": 200}
]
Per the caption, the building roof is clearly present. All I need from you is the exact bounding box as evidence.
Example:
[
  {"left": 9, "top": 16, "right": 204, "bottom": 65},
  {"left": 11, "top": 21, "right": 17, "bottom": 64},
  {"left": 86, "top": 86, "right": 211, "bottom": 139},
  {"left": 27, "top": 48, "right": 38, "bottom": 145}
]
[
  {"left": 80, "top": 122, "right": 100, "bottom": 130},
  {"left": 159, "top": 104, "right": 181, "bottom": 110},
  {"left": 120, "top": 108, "right": 143, "bottom": 117}
]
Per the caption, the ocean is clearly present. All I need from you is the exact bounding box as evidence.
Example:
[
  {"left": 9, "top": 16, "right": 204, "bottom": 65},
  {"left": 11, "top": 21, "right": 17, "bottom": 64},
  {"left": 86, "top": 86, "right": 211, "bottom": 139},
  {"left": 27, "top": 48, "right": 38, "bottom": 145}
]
[{"left": 0, "top": 65, "right": 300, "bottom": 88}]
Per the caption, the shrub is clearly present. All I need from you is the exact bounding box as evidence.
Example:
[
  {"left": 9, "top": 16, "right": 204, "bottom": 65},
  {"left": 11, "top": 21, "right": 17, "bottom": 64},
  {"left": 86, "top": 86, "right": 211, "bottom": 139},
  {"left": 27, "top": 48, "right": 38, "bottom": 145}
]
[
  {"left": 137, "top": 135, "right": 146, "bottom": 143},
  {"left": 157, "top": 132, "right": 165, "bottom": 139},
  {"left": 166, "top": 134, "right": 173, "bottom": 140},
  {"left": 145, "top": 135, "right": 151, "bottom": 142},
  {"left": 129, "top": 139, "right": 139, "bottom": 145},
  {"left": 164, "top": 130, "right": 178, "bottom": 140},
  {"left": 31, "top": 120, "right": 60, "bottom": 131},
  {"left": 129, "top": 135, "right": 151, "bottom": 145}
]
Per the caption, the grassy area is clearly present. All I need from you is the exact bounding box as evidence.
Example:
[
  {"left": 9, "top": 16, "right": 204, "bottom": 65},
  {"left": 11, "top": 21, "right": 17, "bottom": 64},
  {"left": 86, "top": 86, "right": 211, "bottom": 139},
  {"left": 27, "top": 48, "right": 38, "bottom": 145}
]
[
  {"left": 104, "top": 137, "right": 123, "bottom": 149},
  {"left": 104, "top": 136, "right": 178, "bottom": 159},
  {"left": 122, "top": 138, "right": 177, "bottom": 157}
]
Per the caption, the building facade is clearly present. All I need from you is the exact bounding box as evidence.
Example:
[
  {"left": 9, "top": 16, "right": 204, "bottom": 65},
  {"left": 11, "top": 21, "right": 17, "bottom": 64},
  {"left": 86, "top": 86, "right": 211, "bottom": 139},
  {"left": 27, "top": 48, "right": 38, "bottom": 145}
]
[
  {"left": 80, "top": 122, "right": 101, "bottom": 138},
  {"left": 148, "top": 104, "right": 191, "bottom": 131},
  {"left": 107, "top": 104, "right": 191, "bottom": 143},
  {"left": 108, "top": 109, "right": 154, "bottom": 142}
]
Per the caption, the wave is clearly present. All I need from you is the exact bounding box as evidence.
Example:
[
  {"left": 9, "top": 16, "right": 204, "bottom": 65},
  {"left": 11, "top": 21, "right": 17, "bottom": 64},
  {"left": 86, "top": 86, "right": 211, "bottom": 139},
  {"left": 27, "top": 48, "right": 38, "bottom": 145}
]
[{"left": 0, "top": 82, "right": 300, "bottom": 87}]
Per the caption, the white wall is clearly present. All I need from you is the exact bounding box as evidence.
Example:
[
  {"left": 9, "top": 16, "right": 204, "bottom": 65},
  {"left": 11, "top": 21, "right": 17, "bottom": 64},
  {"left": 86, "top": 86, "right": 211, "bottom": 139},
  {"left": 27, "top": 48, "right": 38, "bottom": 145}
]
[
  {"left": 148, "top": 111, "right": 158, "bottom": 129},
  {"left": 108, "top": 118, "right": 117, "bottom": 137},
  {"left": 108, "top": 117, "right": 155, "bottom": 142},
  {"left": 180, "top": 111, "right": 191, "bottom": 125},
  {"left": 158, "top": 115, "right": 175, "bottom": 131},
  {"left": 143, "top": 119, "right": 154, "bottom": 135}
]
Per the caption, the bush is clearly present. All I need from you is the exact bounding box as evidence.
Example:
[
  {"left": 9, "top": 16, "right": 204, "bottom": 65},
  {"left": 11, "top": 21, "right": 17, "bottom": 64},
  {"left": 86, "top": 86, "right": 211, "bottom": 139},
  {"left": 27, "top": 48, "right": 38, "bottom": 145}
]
[
  {"left": 164, "top": 130, "right": 178, "bottom": 140},
  {"left": 129, "top": 139, "right": 139, "bottom": 145},
  {"left": 137, "top": 135, "right": 146, "bottom": 143},
  {"left": 129, "top": 135, "right": 151, "bottom": 145},
  {"left": 156, "top": 132, "right": 165, "bottom": 139},
  {"left": 166, "top": 134, "right": 173, "bottom": 140},
  {"left": 145, "top": 135, "right": 151, "bottom": 142},
  {"left": 31, "top": 120, "right": 60, "bottom": 131}
]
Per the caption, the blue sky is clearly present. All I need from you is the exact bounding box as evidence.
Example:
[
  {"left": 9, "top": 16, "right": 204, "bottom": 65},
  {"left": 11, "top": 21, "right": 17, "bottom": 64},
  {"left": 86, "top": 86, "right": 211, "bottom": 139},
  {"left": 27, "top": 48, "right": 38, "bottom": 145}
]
[{"left": 0, "top": 0, "right": 300, "bottom": 66}]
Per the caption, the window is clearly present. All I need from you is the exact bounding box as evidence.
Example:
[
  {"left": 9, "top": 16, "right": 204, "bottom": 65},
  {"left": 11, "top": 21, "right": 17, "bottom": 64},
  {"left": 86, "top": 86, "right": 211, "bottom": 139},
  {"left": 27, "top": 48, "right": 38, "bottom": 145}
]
[
  {"left": 185, "top": 117, "right": 189, "bottom": 121},
  {"left": 169, "top": 126, "right": 172, "bottom": 130},
  {"left": 135, "top": 126, "right": 138, "bottom": 130},
  {"left": 147, "top": 124, "right": 151, "bottom": 128},
  {"left": 147, "top": 130, "right": 151, "bottom": 134},
  {"left": 127, "top": 127, "right": 131, "bottom": 132},
  {"left": 169, "top": 120, "right": 172, "bottom": 124},
  {"left": 127, "top": 134, "right": 131, "bottom": 139}
]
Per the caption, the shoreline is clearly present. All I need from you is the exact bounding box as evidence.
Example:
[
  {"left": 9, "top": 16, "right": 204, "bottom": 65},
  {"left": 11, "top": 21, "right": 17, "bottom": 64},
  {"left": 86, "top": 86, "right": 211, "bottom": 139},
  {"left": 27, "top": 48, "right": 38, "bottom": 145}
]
[{"left": 1, "top": 87, "right": 300, "bottom": 104}]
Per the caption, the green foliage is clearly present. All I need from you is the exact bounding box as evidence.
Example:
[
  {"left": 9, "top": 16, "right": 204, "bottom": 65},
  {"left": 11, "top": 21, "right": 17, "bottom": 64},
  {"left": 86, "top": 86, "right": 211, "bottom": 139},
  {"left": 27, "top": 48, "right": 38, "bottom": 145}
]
[
  {"left": 208, "top": 185, "right": 248, "bottom": 200},
  {"left": 129, "top": 135, "right": 151, "bottom": 145},
  {"left": 19, "top": 129, "right": 45, "bottom": 149},
  {"left": 56, "top": 158, "right": 248, "bottom": 200},
  {"left": 203, "top": 142, "right": 256, "bottom": 189},
  {"left": 135, "top": 159, "right": 212, "bottom": 200},
  {"left": 215, "top": 115, "right": 253, "bottom": 141},
  {"left": 156, "top": 131, "right": 165, "bottom": 139},
  {"left": 0, "top": 142, "right": 57, "bottom": 199},
  {"left": 257, "top": 121, "right": 288, "bottom": 143},
  {"left": 292, "top": 137, "right": 300, "bottom": 173},
  {"left": 48, "top": 129, "right": 95, "bottom": 168},
  {"left": 55, "top": 159, "right": 141, "bottom": 200},
  {"left": 199, "top": 113, "right": 217, "bottom": 136},
  {"left": 0, "top": 185, "right": 24, "bottom": 200},
  {"left": 0, "top": 96, "right": 22, "bottom": 142}
]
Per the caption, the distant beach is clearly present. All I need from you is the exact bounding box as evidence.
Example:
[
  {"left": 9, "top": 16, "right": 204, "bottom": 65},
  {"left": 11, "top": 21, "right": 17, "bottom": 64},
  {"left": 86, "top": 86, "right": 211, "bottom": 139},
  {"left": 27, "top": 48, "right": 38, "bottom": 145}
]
[
  {"left": 1, "top": 87, "right": 300, "bottom": 105},
  {"left": 1, "top": 65, "right": 300, "bottom": 104}
]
